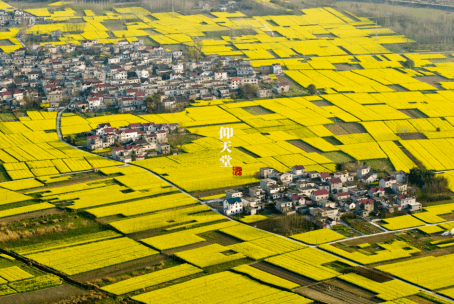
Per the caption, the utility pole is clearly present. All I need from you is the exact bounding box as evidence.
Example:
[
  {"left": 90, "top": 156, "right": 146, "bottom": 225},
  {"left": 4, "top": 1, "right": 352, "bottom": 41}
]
[{"left": 172, "top": 0, "right": 175, "bottom": 18}]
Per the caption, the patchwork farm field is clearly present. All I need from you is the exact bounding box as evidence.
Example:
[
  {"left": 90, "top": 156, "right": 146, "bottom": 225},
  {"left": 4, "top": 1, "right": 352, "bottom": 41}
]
[{"left": 1, "top": 0, "right": 454, "bottom": 303}]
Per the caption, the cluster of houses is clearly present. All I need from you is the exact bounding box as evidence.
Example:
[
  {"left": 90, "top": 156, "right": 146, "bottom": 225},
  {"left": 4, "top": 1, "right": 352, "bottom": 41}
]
[
  {"left": 0, "top": 36, "right": 288, "bottom": 113},
  {"left": 0, "top": 8, "right": 36, "bottom": 27},
  {"left": 84, "top": 121, "right": 179, "bottom": 162},
  {"left": 221, "top": 165, "right": 420, "bottom": 226}
]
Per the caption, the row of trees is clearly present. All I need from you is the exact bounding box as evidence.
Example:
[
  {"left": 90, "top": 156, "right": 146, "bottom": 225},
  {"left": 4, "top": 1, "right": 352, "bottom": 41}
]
[
  {"left": 236, "top": 83, "right": 317, "bottom": 100},
  {"left": 408, "top": 168, "right": 451, "bottom": 203}
]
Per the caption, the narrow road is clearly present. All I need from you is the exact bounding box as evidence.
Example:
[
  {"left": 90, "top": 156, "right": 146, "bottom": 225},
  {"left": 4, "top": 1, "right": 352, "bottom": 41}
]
[{"left": 56, "top": 102, "right": 75, "bottom": 141}]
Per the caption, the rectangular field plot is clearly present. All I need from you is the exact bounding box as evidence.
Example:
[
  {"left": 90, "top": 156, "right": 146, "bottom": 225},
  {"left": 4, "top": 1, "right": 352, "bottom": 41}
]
[
  {"left": 86, "top": 193, "right": 198, "bottom": 218},
  {"left": 7, "top": 274, "right": 61, "bottom": 293},
  {"left": 101, "top": 263, "right": 202, "bottom": 295},
  {"left": 46, "top": 183, "right": 172, "bottom": 210},
  {"left": 175, "top": 244, "right": 246, "bottom": 268},
  {"left": 0, "top": 179, "right": 44, "bottom": 191},
  {"left": 338, "top": 273, "right": 419, "bottom": 301},
  {"left": 265, "top": 247, "right": 354, "bottom": 281},
  {"left": 412, "top": 212, "right": 446, "bottom": 224},
  {"left": 132, "top": 271, "right": 313, "bottom": 304},
  {"left": 376, "top": 253, "right": 454, "bottom": 290},
  {"left": 319, "top": 240, "right": 420, "bottom": 265},
  {"left": 12, "top": 230, "right": 121, "bottom": 255},
  {"left": 424, "top": 202, "right": 454, "bottom": 216},
  {"left": 26, "top": 237, "right": 158, "bottom": 275},
  {"left": 141, "top": 221, "right": 238, "bottom": 251},
  {"left": 380, "top": 215, "right": 425, "bottom": 230},
  {"left": 0, "top": 188, "right": 33, "bottom": 205},
  {"left": 227, "top": 235, "right": 307, "bottom": 261},
  {"left": 232, "top": 264, "right": 300, "bottom": 291},
  {"left": 290, "top": 228, "right": 346, "bottom": 245},
  {"left": 110, "top": 205, "right": 225, "bottom": 234},
  {"left": 417, "top": 225, "right": 444, "bottom": 234},
  {"left": 0, "top": 266, "right": 34, "bottom": 281},
  {"left": 0, "top": 203, "right": 54, "bottom": 219},
  {"left": 377, "top": 141, "right": 417, "bottom": 173},
  {"left": 219, "top": 224, "right": 272, "bottom": 241}
]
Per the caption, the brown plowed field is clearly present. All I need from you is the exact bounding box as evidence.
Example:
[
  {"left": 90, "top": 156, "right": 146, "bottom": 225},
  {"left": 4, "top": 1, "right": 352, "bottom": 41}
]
[
  {"left": 327, "top": 278, "right": 378, "bottom": 299},
  {"left": 288, "top": 140, "right": 322, "bottom": 153},
  {"left": 325, "top": 124, "right": 349, "bottom": 135},
  {"left": 0, "top": 283, "right": 86, "bottom": 304},
  {"left": 71, "top": 254, "right": 170, "bottom": 283},
  {"left": 298, "top": 282, "right": 379, "bottom": 304},
  {"left": 250, "top": 261, "right": 316, "bottom": 286}
]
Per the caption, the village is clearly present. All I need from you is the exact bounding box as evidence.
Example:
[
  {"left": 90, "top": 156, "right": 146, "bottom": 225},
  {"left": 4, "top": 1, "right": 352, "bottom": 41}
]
[
  {"left": 84, "top": 121, "right": 180, "bottom": 162},
  {"left": 215, "top": 165, "right": 420, "bottom": 228},
  {"left": 0, "top": 35, "right": 288, "bottom": 114}
]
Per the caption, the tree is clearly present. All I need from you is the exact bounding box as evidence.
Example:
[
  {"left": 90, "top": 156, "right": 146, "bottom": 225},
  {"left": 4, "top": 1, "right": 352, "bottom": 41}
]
[
  {"left": 307, "top": 84, "right": 317, "bottom": 96},
  {"left": 66, "top": 135, "right": 76, "bottom": 145},
  {"left": 22, "top": 95, "right": 40, "bottom": 110},
  {"left": 145, "top": 94, "right": 162, "bottom": 114},
  {"left": 408, "top": 167, "right": 451, "bottom": 202},
  {"left": 214, "top": 61, "right": 224, "bottom": 72},
  {"left": 230, "top": 92, "right": 236, "bottom": 99},
  {"left": 168, "top": 127, "right": 187, "bottom": 152},
  {"left": 238, "top": 84, "right": 257, "bottom": 100},
  {"left": 403, "top": 59, "right": 415, "bottom": 69}
]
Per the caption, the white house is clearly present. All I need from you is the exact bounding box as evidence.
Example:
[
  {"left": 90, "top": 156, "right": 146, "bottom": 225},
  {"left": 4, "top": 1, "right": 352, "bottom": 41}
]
[
  {"left": 275, "top": 200, "right": 293, "bottom": 214},
  {"left": 172, "top": 63, "right": 184, "bottom": 73},
  {"left": 275, "top": 172, "right": 293, "bottom": 184},
  {"left": 361, "top": 172, "right": 378, "bottom": 183},
  {"left": 333, "top": 171, "right": 352, "bottom": 183},
  {"left": 397, "top": 194, "right": 421, "bottom": 211},
  {"left": 272, "top": 63, "right": 282, "bottom": 75},
  {"left": 379, "top": 176, "right": 397, "bottom": 188},
  {"left": 391, "top": 171, "right": 407, "bottom": 183},
  {"left": 260, "top": 178, "right": 276, "bottom": 190},
  {"left": 229, "top": 77, "right": 241, "bottom": 89},
  {"left": 392, "top": 183, "right": 407, "bottom": 195},
  {"left": 291, "top": 165, "right": 305, "bottom": 176},
  {"left": 108, "top": 57, "right": 121, "bottom": 64},
  {"left": 214, "top": 70, "right": 227, "bottom": 80},
  {"left": 356, "top": 166, "right": 370, "bottom": 179},
  {"left": 136, "top": 69, "right": 150, "bottom": 79},
  {"left": 223, "top": 197, "right": 243, "bottom": 215},
  {"left": 226, "top": 189, "right": 242, "bottom": 199},
  {"left": 368, "top": 186, "right": 385, "bottom": 197},
  {"left": 341, "top": 201, "right": 356, "bottom": 211}
]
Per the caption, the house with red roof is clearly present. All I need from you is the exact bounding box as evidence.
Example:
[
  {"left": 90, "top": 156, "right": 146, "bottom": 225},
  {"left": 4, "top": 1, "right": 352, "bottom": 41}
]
[
  {"left": 355, "top": 198, "right": 375, "bottom": 217},
  {"left": 311, "top": 189, "right": 329, "bottom": 202},
  {"left": 368, "top": 186, "right": 385, "bottom": 198}
]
